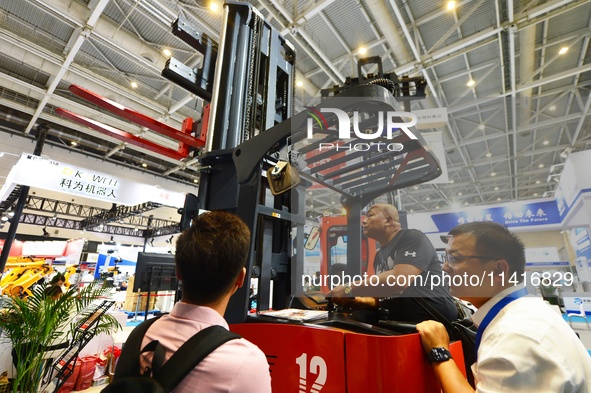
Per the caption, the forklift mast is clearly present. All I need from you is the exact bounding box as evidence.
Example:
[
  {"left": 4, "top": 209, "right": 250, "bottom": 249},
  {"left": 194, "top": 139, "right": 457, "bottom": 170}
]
[
  {"left": 166, "top": 1, "right": 441, "bottom": 324},
  {"left": 166, "top": 1, "right": 296, "bottom": 323}
]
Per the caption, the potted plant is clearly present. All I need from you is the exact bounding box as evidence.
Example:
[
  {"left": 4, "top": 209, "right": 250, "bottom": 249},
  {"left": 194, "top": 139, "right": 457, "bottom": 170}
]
[{"left": 0, "top": 281, "right": 121, "bottom": 393}]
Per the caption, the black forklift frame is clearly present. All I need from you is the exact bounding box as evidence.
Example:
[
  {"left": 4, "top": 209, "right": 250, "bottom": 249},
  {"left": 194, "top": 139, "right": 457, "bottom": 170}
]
[{"left": 166, "top": 2, "right": 441, "bottom": 324}]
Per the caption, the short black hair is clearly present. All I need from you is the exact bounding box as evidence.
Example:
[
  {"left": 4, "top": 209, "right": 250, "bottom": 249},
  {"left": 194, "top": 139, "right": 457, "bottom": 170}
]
[
  {"left": 175, "top": 210, "right": 250, "bottom": 303},
  {"left": 449, "top": 221, "right": 526, "bottom": 280},
  {"left": 50, "top": 273, "right": 66, "bottom": 285}
]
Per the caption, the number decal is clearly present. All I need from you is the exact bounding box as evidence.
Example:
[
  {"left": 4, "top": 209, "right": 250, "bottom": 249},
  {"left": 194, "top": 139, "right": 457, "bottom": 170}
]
[{"left": 296, "top": 353, "right": 328, "bottom": 392}]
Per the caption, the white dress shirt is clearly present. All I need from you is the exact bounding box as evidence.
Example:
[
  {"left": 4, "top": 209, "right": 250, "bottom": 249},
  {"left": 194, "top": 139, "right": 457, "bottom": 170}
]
[{"left": 471, "top": 285, "right": 591, "bottom": 392}]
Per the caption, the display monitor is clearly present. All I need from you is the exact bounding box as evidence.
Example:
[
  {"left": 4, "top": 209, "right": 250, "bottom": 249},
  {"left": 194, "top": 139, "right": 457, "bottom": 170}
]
[{"left": 133, "top": 252, "right": 178, "bottom": 293}]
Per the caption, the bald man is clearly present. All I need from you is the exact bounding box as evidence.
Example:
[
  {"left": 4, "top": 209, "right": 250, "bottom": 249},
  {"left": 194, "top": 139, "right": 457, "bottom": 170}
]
[{"left": 327, "top": 204, "right": 457, "bottom": 323}]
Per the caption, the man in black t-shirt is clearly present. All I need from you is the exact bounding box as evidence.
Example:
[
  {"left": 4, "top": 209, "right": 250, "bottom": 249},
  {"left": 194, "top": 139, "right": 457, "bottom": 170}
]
[{"left": 327, "top": 203, "right": 457, "bottom": 323}]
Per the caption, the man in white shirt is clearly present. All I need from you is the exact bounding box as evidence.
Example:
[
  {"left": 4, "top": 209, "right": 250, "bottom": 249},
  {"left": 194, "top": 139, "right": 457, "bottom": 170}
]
[
  {"left": 416, "top": 221, "right": 591, "bottom": 392},
  {"left": 140, "top": 211, "right": 271, "bottom": 392}
]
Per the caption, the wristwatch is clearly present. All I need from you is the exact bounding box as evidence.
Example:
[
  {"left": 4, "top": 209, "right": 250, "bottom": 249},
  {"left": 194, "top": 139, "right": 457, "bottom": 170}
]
[
  {"left": 343, "top": 285, "right": 353, "bottom": 296},
  {"left": 428, "top": 347, "right": 452, "bottom": 363}
]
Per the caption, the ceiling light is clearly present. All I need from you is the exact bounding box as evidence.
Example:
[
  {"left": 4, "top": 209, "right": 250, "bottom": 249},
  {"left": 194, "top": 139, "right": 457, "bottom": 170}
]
[
  {"left": 538, "top": 163, "right": 544, "bottom": 168},
  {"left": 296, "top": 80, "right": 303, "bottom": 87},
  {"left": 414, "top": 186, "right": 419, "bottom": 190},
  {"left": 162, "top": 48, "right": 172, "bottom": 57},
  {"left": 426, "top": 197, "right": 431, "bottom": 201},
  {"left": 478, "top": 124, "right": 485, "bottom": 130},
  {"left": 490, "top": 172, "right": 496, "bottom": 177},
  {"left": 467, "top": 80, "right": 475, "bottom": 87},
  {"left": 549, "top": 105, "right": 556, "bottom": 111},
  {"left": 71, "top": 141, "right": 77, "bottom": 146},
  {"left": 558, "top": 47, "right": 568, "bottom": 55},
  {"left": 485, "top": 152, "right": 492, "bottom": 158},
  {"left": 543, "top": 140, "right": 549, "bottom": 145},
  {"left": 447, "top": 1, "right": 456, "bottom": 10},
  {"left": 130, "top": 81, "right": 138, "bottom": 89},
  {"left": 497, "top": 197, "right": 501, "bottom": 201},
  {"left": 0, "top": 216, "right": 8, "bottom": 222},
  {"left": 358, "top": 47, "right": 367, "bottom": 55},
  {"left": 494, "top": 186, "right": 499, "bottom": 191},
  {"left": 536, "top": 180, "right": 540, "bottom": 184},
  {"left": 449, "top": 179, "right": 454, "bottom": 184},
  {"left": 458, "top": 192, "right": 463, "bottom": 196},
  {"left": 210, "top": 2, "right": 219, "bottom": 12},
  {"left": 409, "top": 209, "right": 414, "bottom": 213},
  {"left": 142, "top": 163, "right": 147, "bottom": 168},
  {"left": 464, "top": 202, "right": 469, "bottom": 206},
  {"left": 435, "top": 206, "right": 440, "bottom": 209},
  {"left": 533, "top": 193, "right": 538, "bottom": 197},
  {"left": 193, "top": 179, "right": 199, "bottom": 183}
]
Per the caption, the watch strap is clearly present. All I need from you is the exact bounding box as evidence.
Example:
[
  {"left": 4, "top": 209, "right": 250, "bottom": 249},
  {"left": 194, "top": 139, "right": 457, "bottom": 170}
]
[{"left": 428, "top": 347, "right": 452, "bottom": 363}]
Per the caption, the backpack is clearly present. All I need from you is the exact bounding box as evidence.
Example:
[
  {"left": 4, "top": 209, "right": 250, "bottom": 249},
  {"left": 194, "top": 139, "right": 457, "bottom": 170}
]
[{"left": 102, "top": 315, "right": 240, "bottom": 393}]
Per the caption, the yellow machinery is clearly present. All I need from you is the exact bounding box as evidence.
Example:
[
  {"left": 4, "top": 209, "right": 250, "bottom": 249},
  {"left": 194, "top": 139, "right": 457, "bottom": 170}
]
[
  {"left": 1, "top": 257, "right": 81, "bottom": 298},
  {"left": 1, "top": 256, "right": 53, "bottom": 298},
  {"left": 63, "top": 264, "right": 79, "bottom": 288}
]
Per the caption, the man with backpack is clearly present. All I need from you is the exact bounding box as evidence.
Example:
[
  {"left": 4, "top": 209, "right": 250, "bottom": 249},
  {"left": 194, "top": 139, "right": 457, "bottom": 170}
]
[{"left": 105, "top": 211, "right": 271, "bottom": 392}]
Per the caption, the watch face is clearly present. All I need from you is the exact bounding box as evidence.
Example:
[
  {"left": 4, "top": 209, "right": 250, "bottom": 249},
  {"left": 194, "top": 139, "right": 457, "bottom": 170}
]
[{"left": 429, "top": 347, "right": 452, "bottom": 362}]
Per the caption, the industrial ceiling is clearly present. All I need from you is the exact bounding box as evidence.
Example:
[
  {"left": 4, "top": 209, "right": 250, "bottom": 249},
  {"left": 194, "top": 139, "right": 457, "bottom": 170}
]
[{"left": 1, "top": 0, "right": 591, "bottom": 239}]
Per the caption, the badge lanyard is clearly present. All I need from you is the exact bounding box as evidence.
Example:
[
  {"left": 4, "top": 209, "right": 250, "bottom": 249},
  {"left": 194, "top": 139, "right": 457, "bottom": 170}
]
[{"left": 475, "top": 287, "right": 528, "bottom": 355}]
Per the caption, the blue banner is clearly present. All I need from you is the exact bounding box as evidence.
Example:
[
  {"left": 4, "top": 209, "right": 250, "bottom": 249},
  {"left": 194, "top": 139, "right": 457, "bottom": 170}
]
[
  {"left": 573, "top": 227, "right": 591, "bottom": 260},
  {"left": 555, "top": 186, "right": 568, "bottom": 218},
  {"left": 431, "top": 201, "right": 561, "bottom": 233},
  {"left": 525, "top": 261, "right": 569, "bottom": 267}
]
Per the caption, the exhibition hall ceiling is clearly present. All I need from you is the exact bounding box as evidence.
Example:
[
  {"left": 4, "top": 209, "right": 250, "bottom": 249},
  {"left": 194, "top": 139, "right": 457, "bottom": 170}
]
[{"left": 1, "top": 0, "right": 591, "bottom": 227}]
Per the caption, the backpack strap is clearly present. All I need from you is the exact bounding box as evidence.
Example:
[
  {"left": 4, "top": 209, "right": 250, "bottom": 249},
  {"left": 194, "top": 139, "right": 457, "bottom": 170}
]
[
  {"left": 157, "top": 325, "right": 241, "bottom": 392},
  {"left": 111, "top": 315, "right": 164, "bottom": 381}
]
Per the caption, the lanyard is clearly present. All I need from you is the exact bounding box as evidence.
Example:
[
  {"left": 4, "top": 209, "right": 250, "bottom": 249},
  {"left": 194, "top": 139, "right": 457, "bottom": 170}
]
[{"left": 475, "top": 287, "right": 528, "bottom": 355}]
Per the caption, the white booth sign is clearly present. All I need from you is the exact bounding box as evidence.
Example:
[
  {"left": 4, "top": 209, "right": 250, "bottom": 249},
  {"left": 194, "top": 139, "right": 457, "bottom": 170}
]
[{"left": 0, "top": 154, "right": 185, "bottom": 207}]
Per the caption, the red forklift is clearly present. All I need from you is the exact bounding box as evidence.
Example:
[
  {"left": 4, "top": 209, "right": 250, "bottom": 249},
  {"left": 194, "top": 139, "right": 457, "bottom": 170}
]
[{"left": 104, "top": 2, "right": 467, "bottom": 391}]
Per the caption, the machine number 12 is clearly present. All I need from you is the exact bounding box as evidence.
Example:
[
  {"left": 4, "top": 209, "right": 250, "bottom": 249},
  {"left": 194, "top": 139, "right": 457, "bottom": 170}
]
[{"left": 296, "top": 353, "right": 327, "bottom": 392}]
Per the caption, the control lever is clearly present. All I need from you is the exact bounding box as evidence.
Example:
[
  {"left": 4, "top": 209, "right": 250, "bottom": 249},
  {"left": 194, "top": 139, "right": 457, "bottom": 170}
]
[{"left": 326, "top": 297, "right": 337, "bottom": 312}]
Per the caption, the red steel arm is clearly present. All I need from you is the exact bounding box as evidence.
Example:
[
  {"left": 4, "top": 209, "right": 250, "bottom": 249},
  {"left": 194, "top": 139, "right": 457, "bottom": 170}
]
[
  {"left": 68, "top": 84, "right": 205, "bottom": 149},
  {"left": 56, "top": 108, "right": 188, "bottom": 161}
]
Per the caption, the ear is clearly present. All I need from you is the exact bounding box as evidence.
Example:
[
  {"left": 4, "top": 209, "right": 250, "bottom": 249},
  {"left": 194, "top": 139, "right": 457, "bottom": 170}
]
[
  {"left": 235, "top": 267, "right": 246, "bottom": 289},
  {"left": 176, "top": 268, "right": 183, "bottom": 282},
  {"left": 493, "top": 259, "right": 510, "bottom": 284}
]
